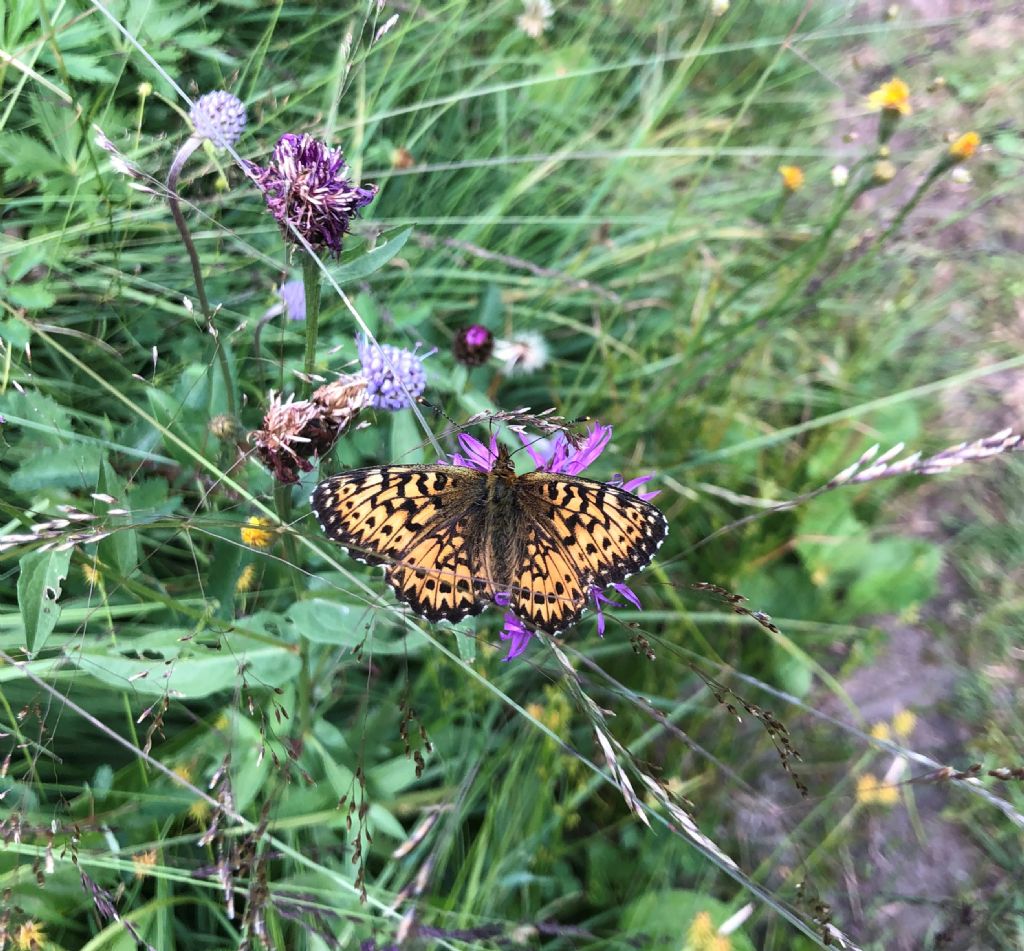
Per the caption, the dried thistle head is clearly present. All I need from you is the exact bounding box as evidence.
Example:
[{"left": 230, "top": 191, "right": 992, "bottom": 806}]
[
  {"left": 251, "top": 384, "right": 367, "bottom": 483},
  {"left": 249, "top": 392, "right": 322, "bottom": 484},
  {"left": 311, "top": 373, "right": 369, "bottom": 433}
]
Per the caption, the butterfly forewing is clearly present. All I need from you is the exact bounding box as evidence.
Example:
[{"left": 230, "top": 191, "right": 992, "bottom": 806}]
[
  {"left": 312, "top": 465, "right": 495, "bottom": 623},
  {"left": 311, "top": 460, "right": 668, "bottom": 636},
  {"left": 507, "top": 473, "right": 668, "bottom": 632}
]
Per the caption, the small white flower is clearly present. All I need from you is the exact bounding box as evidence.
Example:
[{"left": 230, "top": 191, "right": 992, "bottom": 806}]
[
  {"left": 516, "top": 0, "right": 554, "bottom": 39},
  {"left": 711, "top": 0, "right": 730, "bottom": 15},
  {"left": 950, "top": 167, "right": 973, "bottom": 185},
  {"left": 830, "top": 164, "right": 850, "bottom": 187},
  {"left": 493, "top": 330, "right": 549, "bottom": 375}
]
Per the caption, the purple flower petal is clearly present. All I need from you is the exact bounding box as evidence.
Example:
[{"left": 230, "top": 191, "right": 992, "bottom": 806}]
[
  {"left": 589, "top": 581, "right": 643, "bottom": 635},
  {"left": 612, "top": 472, "right": 660, "bottom": 501},
  {"left": 539, "top": 423, "right": 613, "bottom": 475},
  {"left": 610, "top": 582, "right": 643, "bottom": 611},
  {"left": 516, "top": 430, "right": 549, "bottom": 470},
  {"left": 451, "top": 433, "right": 499, "bottom": 471},
  {"left": 500, "top": 612, "right": 532, "bottom": 661}
]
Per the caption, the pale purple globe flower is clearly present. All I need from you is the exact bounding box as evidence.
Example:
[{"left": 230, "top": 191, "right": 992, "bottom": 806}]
[
  {"left": 357, "top": 336, "right": 427, "bottom": 410},
  {"left": 190, "top": 91, "right": 247, "bottom": 148}
]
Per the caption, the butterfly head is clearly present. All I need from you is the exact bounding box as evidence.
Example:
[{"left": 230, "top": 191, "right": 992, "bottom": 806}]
[{"left": 491, "top": 443, "right": 517, "bottom": 480}]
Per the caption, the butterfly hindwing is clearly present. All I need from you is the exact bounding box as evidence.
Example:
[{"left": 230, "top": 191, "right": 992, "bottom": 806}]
[
  {"left": 507, "top": 473, "right": 668, "bottom": 632},
  {"left": 311, "top": 465, "right": 492, "bottom": 624}
]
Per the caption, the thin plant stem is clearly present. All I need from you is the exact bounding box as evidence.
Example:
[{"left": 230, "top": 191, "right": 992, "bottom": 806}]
[
  {"left": 301, "top": 253, "right": 323, "bottom": 391},
  {"left": 274, "top": 482, "right": 312, "bottom": 740},
  {"left": 167, "top": 136, "right": 237, "bottom": 418}
]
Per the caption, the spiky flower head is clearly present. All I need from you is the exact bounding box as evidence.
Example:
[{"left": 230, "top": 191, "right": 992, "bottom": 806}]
[
  {"left": 357, "top": 336, "right": 427, "bottom": 410},
  {"left": 250, "top": 391, "right": 330, "bottom": 483},
  {"left": 249, "top": 133, "right": 377, "bottom": 257},
  {"left": 190, "top": 91, "right": 247, "bottom": 148},
  {"left": 492, "top": 330, "right": 549, "bottom": 375},
  {"left": 14, "top": 921, "right": 46, "bottom": 951},
  {"left": 241, "top": 516, "right": 276, "bottom": 549},
  {"left": 311, "top": 373, "right": 370, "bottom": 432},
  {"left": 278, "top": 279, "right": 306, "bottom": 321},
  {"left": 453, "top": 324, "right": 494, "bottom": 367}
]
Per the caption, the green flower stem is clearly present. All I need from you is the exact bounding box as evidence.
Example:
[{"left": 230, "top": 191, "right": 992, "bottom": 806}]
[
  {"left": 274, "top": 483, "right": 313, "bottom": 741},
  {"left": 167, "top": 136, "right": 237, "bottom": 419},
  {"left": 301, "top": 254, "right": 323, "bottom": 393}
]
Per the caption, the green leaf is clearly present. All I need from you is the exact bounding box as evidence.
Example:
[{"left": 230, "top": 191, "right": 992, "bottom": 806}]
[
  {"left": 389, "top": 408, "right": 424, "bottom": 465},
  {"left": 75, "top": 624, "right": 301, "bottom": 698},
  {"left": 475, "top": 282, "right": 503, "bottom": 325},
  {"left": 286, "top": 599, "right": 410, "bottom": 653},
  {"left": 0, "top": 318, "right": 31, "bottom": 349},
  {"left": 17, "top": 549, "right": 72, "bottom": 655},
  {"left": 326, "top": 227, "right": 412, "bottom": 285},
  {"left": 7, "top": 280, "right": 56, "bottom": 310},
  {"left": 98, "top": 460, "right": 138, "bottom": 578}
]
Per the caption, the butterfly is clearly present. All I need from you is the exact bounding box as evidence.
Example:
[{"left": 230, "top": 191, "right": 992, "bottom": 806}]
[{"left": 310, "top": 444, "right": 668, "bottom": 635}]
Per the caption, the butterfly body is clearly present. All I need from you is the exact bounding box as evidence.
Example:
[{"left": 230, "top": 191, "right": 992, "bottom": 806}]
[{"left": 311, "top": 445, "right": 667, "bottom": 635}]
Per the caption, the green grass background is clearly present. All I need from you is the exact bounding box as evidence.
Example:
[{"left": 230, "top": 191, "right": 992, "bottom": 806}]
[{"left": 1, "top": 0, "right": 1023, "bottom": 948}]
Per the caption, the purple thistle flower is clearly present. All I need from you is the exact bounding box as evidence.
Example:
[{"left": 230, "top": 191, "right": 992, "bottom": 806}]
[
  {"left": 447, "top": 422, "right": 659, "bottom": 659},
  {"left": 500, "top": 612, "right": 533, "bottom": 661},
  {"left": 450, "top": 432, "right": 500, "bottom": 471},
  {"left": 249, "top": 133, "right": 377, "bottom": 257},
  {"left": 357, "top": 336, "right": 427, "bottom": 410},
  {"left": 517, "top": 422, "right": 612, "bottom": 476},
  {"left": 190, "top": 91, "right": 247, "bottom": 148},
  {"left": 278, "top": 280, "right": 306, "bottom": 321},
  {"left": 608, "top": 472, "right": 660, "bottom": 501},
  {"left": 589, "top": 582, "right": 642, "bottom": 636},
  {"left": 453, "top": 324, "right": 494, "bottom": 367}
]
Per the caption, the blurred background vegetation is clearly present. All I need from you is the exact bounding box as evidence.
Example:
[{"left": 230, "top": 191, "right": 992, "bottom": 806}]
[{"left": 1, "top": 0, "right": 1022, "bottom": 948}]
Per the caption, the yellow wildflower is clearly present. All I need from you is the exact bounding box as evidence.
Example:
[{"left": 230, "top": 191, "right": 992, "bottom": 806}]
[
  {"left": 173, "top": 764, "right": 194, "bottom": 783},
  {"left": 709, "top": 936, "right": 732, "bottom": 951},
  {"left": 867, "top": 77, "right": 912, "bottom": 115},
  {"left": 236, "top": 563, "right": 257, "bottom": 592},
  {"left": 856, "top": 773, "right": 899, "bottom": 806},
  {"left": 871, "top": 159, "right": 897, "bottom": 185},
  {"left": 14, "top": 921, "right": 46, "bottom": 950},
  {"left": 240, "top": 516, "right": 275, "bottom": 549},
  {"left": 132, "top": 849, "right": 158, "bottom": 878},
  {"left": 688, "top": 911, "right": 716, "bottom": 947},
  {"left": 892, "top": 708, "right": 917, "bottom": 740},
  {"left": 869, "top": 721, "right": 891, "bottom": 742},
  {"left": 948, "top": 131, "right": 980, "bottom": 161},
  {"left": 778, "top": 165, "right": 804, "bottom": 192},
  {"left": 82, "top": 563, "right": 102, "bottom": 585},
  {"left": 188, "top": 798, "right": 211, "bottom": 823}
]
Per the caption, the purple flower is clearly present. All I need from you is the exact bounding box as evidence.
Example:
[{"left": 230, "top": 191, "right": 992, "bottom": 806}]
[
  {"left": 249, "top": 133, "right": 377, "bottom": 257},
  {"left": 278, "top": 280, "right": 306, "bottom": 321},
  {"left": 448, "top": 422, "right": 659, "bottom": 657},
  {"left": 190, "top": 91, "right": 246, "bottom": 148},
  {"left": 500, "top": 612, "right": 533, "bottom": 661},
  {"left": 590, "top": 582, "right": 642, "bottom": 636},
  {"left": 357, "top": 336, "right": 426, "bottom": 410},
  {"left": 450, "top": 433, "right": 500, "bottom": 471},
  {"left": 608, "top": 472, "right": 660, "bottom": 501},
  {"left": 517, "top": 422, "right": 611, "bottom": 476},
  {"left": 453, "top": 324, "right": 495, "bottom": 367}
]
